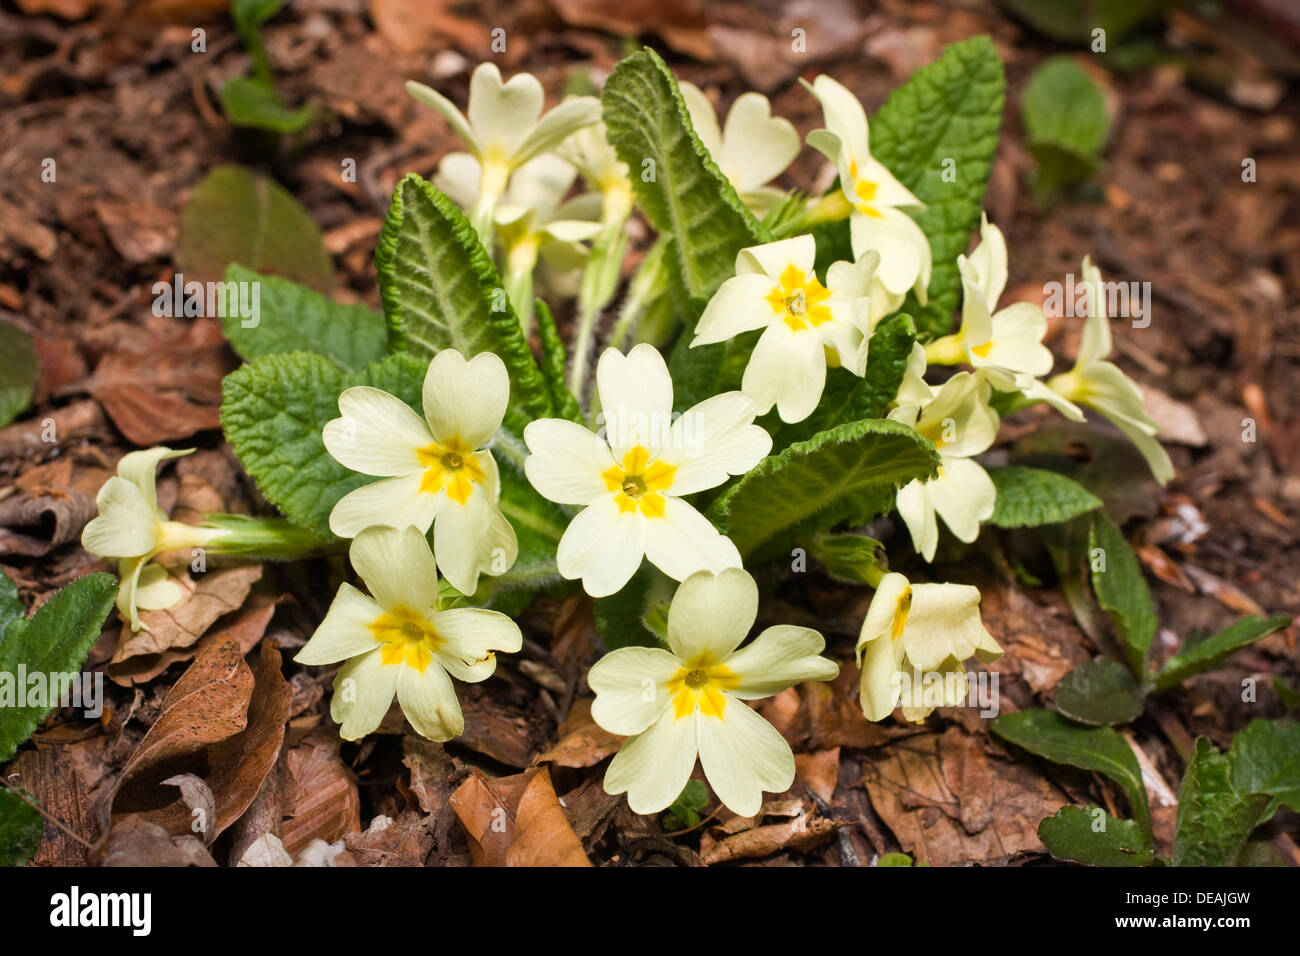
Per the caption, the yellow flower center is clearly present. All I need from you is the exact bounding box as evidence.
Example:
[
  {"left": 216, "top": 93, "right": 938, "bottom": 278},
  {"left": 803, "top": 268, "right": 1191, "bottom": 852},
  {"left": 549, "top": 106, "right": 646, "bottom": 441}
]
[
  {"left": 765, "top": 263, "right": 833, "bottom": 332},
  {"left": 667, "top": 655, "right": 739, "bottom": 719},
  {"left": 971, "top": 339, "right": 996, "bottom": 359},
  {"left": 891, "top": 588, "right": 912, "bottom": 641},
  {"left": 601, "top": 445, "right": 677, "bottom": 517},
  {"left": 417, "top": 436, "right": 486, "bottom": 505},
  {"left": 369, "top": 606, "right": 442, "bottom": 673},
  {"left": 848, "top": 159, "right": 884, "bottom": 219}
]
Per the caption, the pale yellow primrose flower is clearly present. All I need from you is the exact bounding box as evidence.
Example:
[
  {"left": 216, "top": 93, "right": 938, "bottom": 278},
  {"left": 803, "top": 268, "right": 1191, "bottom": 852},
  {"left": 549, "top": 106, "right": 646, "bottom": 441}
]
[
  {"left": 322, "top": 349, "right": 517, "bottom": 597},
  {"left": 81, "top": 447, "right": 225, "bottom": 632},
  {"left": 927, "top": 215, "right": 1057, "bottom": 397},
  {"left": 296, "top": 526, "right": 522, "bottom": 742},
  {"left": 557, "top": 121, "right": 634, "bottom": 227},
  {"left": 523, "top": 345, "right": 770, "bottom": 598},
  {"left": 407, "top": 64, "right": 600, "bottom": 233},
  {"left": 1047, "top": 257, "right": 1174, "bottom": 484},
  {"left": 888, "top": 372, "right": 999, "bottom": 562},
  {"left": 857, "top": 572, "right": 1002, "bottom": 723},
  {"left": 590, "top": 567, "right": 839, "bottom": 816},
  {"left": 678, "top": 82, "right": 800, "bottom": 215},
  {"left": 692, "top": 235, "right": 881, "bottom": 423},
  {"left": 803, "top": 75, "right": 932, "bottom": 302}
]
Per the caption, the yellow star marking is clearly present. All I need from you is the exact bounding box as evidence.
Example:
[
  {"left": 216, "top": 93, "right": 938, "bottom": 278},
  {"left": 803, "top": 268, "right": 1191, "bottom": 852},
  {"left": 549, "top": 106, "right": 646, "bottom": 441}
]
[
  {"left": 600, "top": 445, "right": 677, "bottom": 517},
  {"left": 666, "top": 654, "right": 740, "bottom": 720},
  {"left": 416, "top": 436, "right": 486, "bottom": 504},
  {"left": 764, "top": 263, "right": 833, "bottom": 332},
  {"left": 369, "top": 606, "right": 441, "bottom": 673}
]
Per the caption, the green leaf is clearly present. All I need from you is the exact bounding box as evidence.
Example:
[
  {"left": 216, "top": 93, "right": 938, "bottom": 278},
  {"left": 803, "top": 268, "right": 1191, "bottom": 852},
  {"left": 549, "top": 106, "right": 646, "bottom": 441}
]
[
  {"left": 1228, "top": 719, "right": 1300, "bottom": 821},
  {"left": 483, "top": 465, "right": 568, "bottom": 607},
  {"left": 1052, "top": 657, "right": 1144, "bottom": 726},
  {"left": 221, "top": 265, "right": 388, "bottom": 372},
  {"left": 374, "top": 173, "right": 551, "bottom": 418},
  {"left": 877, "top": 852, "right": 925, "bottom": 867},
  {"left": 991, "top": 709, "right": 1151, "bottom": 835},
  {"left": 1038, "top": 805, "right": 1156, "bottom": 866},
  {"left": 708, "top": 418, "right": 939, "bottom": 563},
  {"left": 995, "top": 0, "right": 1169, "bottom": 44},
  {"left": 1022, "top": 57, "right": 1111, "bottom": 197},
  {"left": 0, "top": 788, "right": 43, "bottom": 867},
  {"left": 176, "top": 164, "right": 332, "bottom": 292},
  {"left": 221, "top": 350, "right": 427, "bottom": 539},
  {"left": 601, "top": 48, "right": 764, "bottom": 304},
  {"left": 663, "top": 779, "right": 709, "bottom": 831},
  {"left": 870, "top": 36, "right": 1005, "bottom": 336},
  {"left": 534, "top": 300, "right": 582, "bottom": 423},
  {"left": 231, "top": 0, "right": 285, "bottom": 83},
  {"left": 220, "top": 76, "right": 313, "bottom": 134},
  {"left": 0, "top": 571, "right": 117, "bottom": 764},
  {"left": 1089, "top": 513, "right": 1156, "bottom": 680},
  {"left": 809, "top": 532, "right": 887, "bottom": 586},
  {"left": 0, "top": 320, "right": 37, "bottom": 428},
  {"left": 1174, "top": 737, "right": 1270, "bottom": 867},
  {"left": 772, "top": 313, "right": 917, "bottom": 449},
  {"left": 593, "top": 564, "right": 676, "bottom": 651},
  {"left": 1153, "top": 614, "right": 1290, "bottom": 692},
  {"left": 986, "top": 466, "right": 1101, "bottom": 528}
]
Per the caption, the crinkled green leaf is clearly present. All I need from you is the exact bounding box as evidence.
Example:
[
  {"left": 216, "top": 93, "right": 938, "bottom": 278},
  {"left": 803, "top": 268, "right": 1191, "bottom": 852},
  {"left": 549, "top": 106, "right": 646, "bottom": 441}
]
[
  {"left": 222, "top": 265, "right": 388, "bottom": 372},
  {"left": 987, "top": 465, "right": 1102, "bottom": 528},
  {"left": 375, "top": 173, "right": 550, "bottom": 418},
  {"left": 1038, "top": 805, "right": 1156, "bottom": 867},
  {"left": 870, "top": 35, "right": 1005, "bottom": 336},
  {"left": 1089, "top": 512, "right": 1156, "bottom": 679},
  {"left": 176, "top": 164, "right": 332, "bottom": 292},
  {"left": 1228, "top": 719, "right": 1300, "bottom": 821},
  {"left": 1052, "top": 657, "right": 1144, "bottom": 726},
  {"left": 1153, "top": 614, "right": 1290, "bottom": 692},
  {"left": 0, "top": 788, "right": 43, "bottom": 867},
  {"left": 534, "top": 300, "right": 581, "bottom": 423},
  {"left": 708, "top": 418, "right": 939, "bottom": 563},
  {"left": 1174, "top": 737, "right": 1270, "bottom": 867},
  {"left": 0, "top": 571, "right": 117, "bottom": 764},
  {"left": 0, "top": 320, "right": 36, "bottom": 429},
  {"left": 221, "top": 350, "right": 426, "bottom": 539},
  {"left": 991, "top": 708, "right": 1151, "bottom": 835},
  {"left": 601, "top": 48, "right": 764, "bottom": 305}
]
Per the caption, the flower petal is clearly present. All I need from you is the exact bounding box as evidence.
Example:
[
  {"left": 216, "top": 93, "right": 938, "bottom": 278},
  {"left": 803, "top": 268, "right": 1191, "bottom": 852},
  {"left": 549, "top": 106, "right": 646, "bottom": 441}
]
[
  {"left": 857, "top": 626, "right": 906, "bottom": 721},
  {"left": 603, "top": 708, "right": 699, "bottom": 815},
  {"left": 805, "top": 75, "right": 869, "bottom": 160},
  {"left": 467, "top": 63, "right": 544, "bottom": 158},
  {"left": 896, "top": 478, "right": 938, "bottom": 562},
  {"left": 512, "top": 96, "right": 602, "bottom": 166},
  {"left": 720, "top": 92, "right": 800, "bottom": 193},
  {"left": 588, "top": 645, "right": 681, "bottom": 735},
  {"left": 116, "top": 446, "right": 191, "bottom": 516},
  {"left": 433, "top": 472, "right": 497, "bottom": 596},
  {"left": 596, "top": 344, "right": 675, "bottom": 459},
  {"left": 406, "top": 80, "right": 479, "bottom": 155},
  {"left": 692, "top": 273, "right": 778, "bottom": 346},
  {"left": 725, "top": 625, "right": 838, "bottom": 700},
  {"left": 328, "top": 473, "right": 441, "bottom": 539},
  {"left": 331, "top": 648, "right": 399, "bottom": 740},
  {"left": 658, "top": 392, "right": 771, "bottom": 495},
  {"left": 397, "top": 663, "right": 463, "bottom": 742},
  {"left": 433, "top": 151, "right": 481, "bottom": 210},
  {"left": 742, "top": 321, "right": 825, "bottom": 423},
  {"left": 523, "top": 417, "right": 616, "bottom": 505},
  {"left": 134, "top": 564, "right": 185, "bottom": 611},
  {"left": 736, "top": 235, "right": 816, "bottom": 279},
  {"left": 556, "top": 494, "right": 647, "bottom": 598},
  {"left": 82, "top": 477, "right": 160, "bottom": 559},
  {"left": 967, "top": 213, "right": 1008, "bottom": 307},
  {"left": 678, "top": 81, "right": 722, "bottom": 156},
  {"left": 903, "top": 582, "right": 993, "bottom": 672},
  {"left": 421, "top": 349, "right": 509, "bottom": 451},
  {"left": 644, "top": 496, "right": 742, "bottom": 583},
  {"left": 295, "top": 582, "right": 383, "bottom": 666},
  {"left": 432, "top": 607, "right": 522, "bottom": 682},
  {"left": 349, "top": 525, "right": 441, "bottom": 614},
  {"left": 666, "top": 566, "right": 757, "bottom": 664},
  {"left": 697, "top": 697, "right": 794, "bottom": 818},
  {"left": 324, "top": 386, "right": 431, "bottom": 477},
  {"left": 928, "top": 457, "right": 996, "bottom": 544}
]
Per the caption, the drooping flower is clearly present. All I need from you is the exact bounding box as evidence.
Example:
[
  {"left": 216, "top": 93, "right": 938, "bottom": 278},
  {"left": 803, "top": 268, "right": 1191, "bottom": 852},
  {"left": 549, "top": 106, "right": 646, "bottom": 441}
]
[
  {"left": 295, "top": 526, "right": 522, "bottom": 742},
  {"left": 523, "top": 345, "right": 770, "bottom": 597},
  {"left": 857, "top": 572, "right": 1002, "bottom": 722},
  {"left": 925, "top": 215, "right": 1055, "bottom": 394},
  {"left": 407, "top": 65, "right": 600, "bottom": 237},
  {"left": 803, "top": 74, "right": 931, "bottom": 302},
  {"left": 1047, "top": 257, "right": 1174, "bottom": 484},
  {"left": 692, "top": 235, "right": 880, "bottom": 423},
  {"left": 678, "top": 82, "right": 800, "bottom": 214},
  {"left": 589, "top": 567, "right": 839, "bottom": 816},
  {"left": 81, "top": 447, "right": 225, "bottom": 632},
  {"left": 888, "top": 372, "right": 999, "bottom": 562},
  {"left": 322, "top": 349, "right": 517, "bottom": 596}
]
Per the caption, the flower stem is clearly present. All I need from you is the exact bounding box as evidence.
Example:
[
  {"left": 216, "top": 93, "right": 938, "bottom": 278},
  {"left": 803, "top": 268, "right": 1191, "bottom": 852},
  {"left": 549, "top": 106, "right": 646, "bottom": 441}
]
[
  {"left": 198, "top": 515, "right": 338, "bottom": 560},
  {"left": 568, "top": 221, "right": 629, "bottom": 399},
  {"left": 923, "top": 334, "right": 966, "bottom": 366},
  {"left": 607, "top": 236, "right": 671, "bottom": 350}
]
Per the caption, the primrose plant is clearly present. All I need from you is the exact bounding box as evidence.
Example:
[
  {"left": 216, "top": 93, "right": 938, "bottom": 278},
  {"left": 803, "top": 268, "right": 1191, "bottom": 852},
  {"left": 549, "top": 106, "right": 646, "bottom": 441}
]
[{"left": 71, "top": 39, "right": 1287, "bottom": 826}]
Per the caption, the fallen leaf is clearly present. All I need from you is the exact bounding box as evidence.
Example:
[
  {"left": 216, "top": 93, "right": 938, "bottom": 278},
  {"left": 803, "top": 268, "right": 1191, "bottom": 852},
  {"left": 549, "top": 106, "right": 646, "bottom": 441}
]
[
  {"left": 450, "top": 767, "right": 591, "bottom": 867},
  {"left": 101, "top": 817, "right": 216, "bottom": 867},
  {"left": 93, "top": 199, "right": 177, "bottom": 264},
  {"left": 700, "top": 809, "right": 843, "bottom": 864},
  {"left": 536, "top": 697, "right": 623, "bottom": 768},
  {"left": 367, "top": 0, "right": 488, "bottom": 53},
  {"left": 794, "top": 747, "right": 840, "bottom": 804},
  {"left": 508, "top": 769, "right": 592, "bottom": 867},
  {"left": 281, "top": 731, "right": 362, "bottom": 857},
  {"left": 345, "top": 811, "right": 434, "bottom": 866},
  {"left": 235, "top": 832, "right": 294, "bottom": 867},
  {"left": 160, "top": 773, "right": 217, "bottom": 844}
]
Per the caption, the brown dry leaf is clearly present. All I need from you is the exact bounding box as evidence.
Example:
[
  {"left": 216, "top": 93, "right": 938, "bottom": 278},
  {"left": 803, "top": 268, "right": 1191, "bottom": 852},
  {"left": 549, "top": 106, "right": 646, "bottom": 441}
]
[
  {"left": 450, "top": 767, "right": 591, "bottom": 867},
  {"left": 794, "top": 747, "right": 840, "bottom": 804},
  {"left": 536, "top": 697, "right": 623, "bottom": 768},
  {"left": 0, "top": 455, "right": 107, "bottom": 556},
  {"left": 109, "top": 564, "right": 263, "bottom": 677},
  {"left": 101, "top": 817, "right": 217, "bottom": 867},
  {"left": 700, "top": 810, "right": 844, "bottom": 865},
  {"left": 84, "top": 318, "right": 231, "bottom": 445},
  {"left": 548, "top": 0, "right": 715, "bottom": 60},
  {"left": 759, "top": 668, "right": 891, "bottom": 751},
  {"left": 93, "top": 199, "right": 177, "bottom": 264},
  {"left": 368, "top": 0, "right": 488, "bottom": 53},
  {"left": 859, "top": 727, "right": 1067, "bottom": 866},
  {"left": 1183, "top": 564, "right": 1267, "bottom": 616},
  {"left": 1135, "top": 543, "right": 1196, "bottom": 593},
  {"left": 282, "top": 731, "right": 362, "bottom": 858},
  {"left": 458, "top": 693, "right": 538, "bottom": 767},
  {"left": 345, "top": 811, "right": 435, "bottom": 866},
  {"left": 160, "top": 773, "right": 217, "bottom": 845},
  {"left": 978, "top": 575, "right": 1090, "bottom": 695}
]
